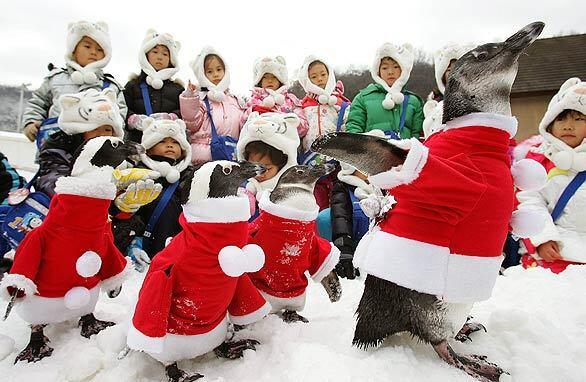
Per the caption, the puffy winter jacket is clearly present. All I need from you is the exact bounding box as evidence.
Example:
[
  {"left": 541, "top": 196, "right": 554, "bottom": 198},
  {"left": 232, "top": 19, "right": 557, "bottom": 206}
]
[
  {"left": 330, "top": 180, "right": 355, "bottom": 255},
  {"left": 345, "top": 83, "right": 423, "bottom": 138},
  {"left": 22, "top": 66, "right": 127, "bottom": 129},
  {"left": 0, "top": 153, "right": 26, "bottom": 204},
  {"left": 123, "top": 72, "right": 184, "bottom": 142}
]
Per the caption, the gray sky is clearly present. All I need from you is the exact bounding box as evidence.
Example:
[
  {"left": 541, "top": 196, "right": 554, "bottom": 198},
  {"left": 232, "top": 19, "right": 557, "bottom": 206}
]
[{"left": 1, "top": 0, "right": 584, "bottom": 95}]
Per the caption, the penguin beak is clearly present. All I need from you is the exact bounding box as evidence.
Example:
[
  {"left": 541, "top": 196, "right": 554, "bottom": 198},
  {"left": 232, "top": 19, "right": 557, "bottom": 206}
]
[
  {"left": 238, "top": 161, "right": 266, "bottom": 179},
  {"left": 504, "top": 21, "right": 544, "bottom": 54},
  {"left": 309, "top": 164, "right": 330, "bottom": 179}
]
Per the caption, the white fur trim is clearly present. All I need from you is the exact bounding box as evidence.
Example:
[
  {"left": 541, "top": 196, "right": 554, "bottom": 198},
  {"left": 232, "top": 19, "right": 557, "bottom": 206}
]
[
  {"left": 260, "top": 291, "right": 307, "bottom": 313},
  {"left": 298, "top": 55, "right": 336, "bottom": 101},
  {"left": 218, "top": 244, "right": 265, "bottom": 277},
  {"left": 370, "top": 42, "right": 414, "bottom": 108},
  {"left": 229, "top": 301, "right": 271, "bottom": 325},
  {"left": 444, "top": 112, "right": 518, "bottom": 138},
  {"left": 76, "top": 251, "right": 102, "bottom": 278},
  {"left": 183, "top": 195, "right": 251, "bottom": 223},
  {"left": 258, "top": 192, "right": 318, "bottom": 221},
  {"left": 191, "top": 46, "right": 230, "bottom": 97},
  {"left": 14, "top": 285, "right": 100, "bottom": 325},
  {"left": 128, "top": 317, "right": 228, "bottom": 363},
  {"left": 511, "top": 159, "right": 547, "bottom": 191},
  {"left": 433, "top": 43, "right": 473, "bottom": 94},
  {"left": 368, "top": 138, "right": 429, "bottom": 189},
  {"left": 64, "top": 21, "right": 111, "bottom": 84},
  {"left": 55, "top": 175, "right": 117, "bottom": 200},
  {"left": 253, "top": 56, "right": 288, "bottom": 87},
  {"left": 139, "top": 29, "right": 181, "bottom": 87},
  {"left": 64, "top": 286, "right": 91, "bottom": 310},
  {"left": 100, "top": 258, "right": 133, "bottom": 292},
  {"left": 0, "top": 274, "right": 37, "bottom": 300},
  {"left": 310, "top": 244, "right": 340, "bottom": 282},
  {"left": 354, "top": 230, "right": 502, "bottom": 303}
]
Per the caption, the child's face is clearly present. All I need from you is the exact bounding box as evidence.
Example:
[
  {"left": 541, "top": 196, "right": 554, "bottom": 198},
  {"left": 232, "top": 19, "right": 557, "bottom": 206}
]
[
  {"left": 147, "top": 137, "right": 183, "bottom": 160},
  {"left": 379, "top": 57, "right": 402, "bottom": 87},
  {"left": 308, "top": 62, "right": 329, "bottom": 89},
  {"left": 442, "top": 59, "right": 457, "bottom": 85},
  {"left": 260, "top": 73, "right": 281, "bottom": 91},
  {"left": 550, "top": 111, "right": 586, "bottom": 148},
  {"left": 204, "top": 56, "right": 225, "bottom": 85},
  {"left": 83, "top": 125, "right": 114, "bottom": 141},
  {"left": 73, "top": 36, "right": 105, "bottom": 67},
  {"left": 248, "top": 152, "right": 279, "bottom": 182},
  {"left": 147, "top": 45, "right": 170, "bottom": 71}
]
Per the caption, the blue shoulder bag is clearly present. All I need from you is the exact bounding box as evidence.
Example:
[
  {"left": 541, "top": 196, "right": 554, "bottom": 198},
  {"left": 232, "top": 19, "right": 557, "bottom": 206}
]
[{"left": 204, "top": 97, "right": 238, "bottom": 161}]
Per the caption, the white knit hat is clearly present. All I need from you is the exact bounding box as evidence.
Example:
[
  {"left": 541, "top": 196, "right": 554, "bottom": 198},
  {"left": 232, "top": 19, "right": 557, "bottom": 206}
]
[
  {"left": 65, "top": 21, "right": 112, "bottom": 85},
  {"left": 138, "top": 29, "right": 181, "bottom": 90},
  {"left": 252, "top": 56, "right": 289, "bottom": 108},
  {"left": 298, "top": 55, "right": 338, "bottom": 106},
  {"left": 57, "top": 88, "right": 124, "bottom": 138},
  {"left": 140, "top": 117, "right": 192, "bottom": 183},
  {"left": 191, "top": 46, "right": 230, "bottom": 102},
  {"left": 236, "top": 112, "right": 300, "bottom": 194},
  {"left": 370, "top": 43, "right": 414, "bottom": 110},
  {"left": 538, "top": 77, "right": 586, "bottom": 172},
  {"left": 433, "top": 43, "right": 472, "bottom": 95}
]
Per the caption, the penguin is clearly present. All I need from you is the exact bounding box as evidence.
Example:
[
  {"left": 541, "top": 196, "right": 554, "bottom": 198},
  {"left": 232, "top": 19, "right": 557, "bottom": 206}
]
[
  {"left": 127, "top": 161, "right": 273, "bottom": 382},
  {"left": 1, "top": 137, "right": 144, "bottom": 363},
  {"left": 310, "top": 22, "right": 546, "bottom": 382},
  {"left": 248, "top": 164, "right": 342, "bottom": 323}
]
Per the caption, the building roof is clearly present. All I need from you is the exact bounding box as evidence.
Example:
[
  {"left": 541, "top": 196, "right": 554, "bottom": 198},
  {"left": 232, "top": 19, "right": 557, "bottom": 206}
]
[{"left": 512, "top": 33, "right": 586, "bottom": 94}]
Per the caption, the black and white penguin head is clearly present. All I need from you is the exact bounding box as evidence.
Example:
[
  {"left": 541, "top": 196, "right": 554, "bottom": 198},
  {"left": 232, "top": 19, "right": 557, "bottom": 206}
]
[
  {"left": 185, "top": 160, "right": 266, "bottom": 204},
  {"left": 71, "top": 136, "right": 143, "bottom": 179},
  {"left": 269, "top": 164, "right": 331, "bottom": 208},
  {"left": 443, "top": 21, "right": 544, "bottom": 123}
]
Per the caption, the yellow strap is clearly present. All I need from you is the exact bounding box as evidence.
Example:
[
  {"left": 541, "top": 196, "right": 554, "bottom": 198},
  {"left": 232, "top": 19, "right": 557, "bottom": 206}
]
[{"left": 547, "top": 167, "right": 569, "bottom": 180}]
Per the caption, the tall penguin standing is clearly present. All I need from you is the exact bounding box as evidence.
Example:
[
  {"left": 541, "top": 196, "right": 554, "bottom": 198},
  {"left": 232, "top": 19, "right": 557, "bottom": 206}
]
[{"left": 311, "top": 22, "right": 548, "bottom": 382}]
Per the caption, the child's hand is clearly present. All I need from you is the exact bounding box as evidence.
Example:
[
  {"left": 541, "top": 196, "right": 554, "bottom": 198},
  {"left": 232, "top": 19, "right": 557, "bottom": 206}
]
[
  {"left": 23, "top": 121, "right": 41, "bottom": 142},
  {"left": 187, "top": 80, "right": 198, "bottom": 93},
  {"left": 536, "top": 241, "right": 562, "bottom": 262}
]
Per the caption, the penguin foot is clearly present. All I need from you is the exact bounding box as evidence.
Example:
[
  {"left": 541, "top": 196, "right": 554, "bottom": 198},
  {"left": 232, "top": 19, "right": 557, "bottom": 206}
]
[
  {"left": 79, "top": 313, "right": 115, "bottom": 338},
  {"left": 433, "top": 340, "right": 506, "bottom": 382},
  {"left": 456, "top": 320, "right": 487, "bottom": 342},
  {"left": 321, "top": 271, "right": 342, "bottom": 302},
  {"left": 14, "top": 326, "right": 53, "bottom": 363},
  {"left": 165, "top": 362, "right": 203, "bottom": 382},
  {"left": 214, "top": 339, "right": 260, "bottom": 359},
  {"left": 280, "top": 310, "right": 309, "bottom": 323}
]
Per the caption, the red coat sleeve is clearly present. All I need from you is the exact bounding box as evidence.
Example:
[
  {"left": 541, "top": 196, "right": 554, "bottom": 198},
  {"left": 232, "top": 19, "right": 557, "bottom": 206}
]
[
  {"left": 228, "top": 274, "right": 270, "bottom": 325},
  {"left": 2, "top": 229, "right": 44, "bottom": 298},
  {"left": 308, "top": 236, "right": 340, "bottom": 282}
]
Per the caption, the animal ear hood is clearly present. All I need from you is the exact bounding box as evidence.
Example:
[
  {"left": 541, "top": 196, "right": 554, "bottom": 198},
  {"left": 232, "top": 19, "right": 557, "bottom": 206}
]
[
  {"left": 297, "top": 55, "right": 337, "bottom": 104},
  {"left": 433, "top": 43, "right": 473, "bottom": 95},
  {"left": 538, "top": 77, "right": 586, "bottom": 171},
  {"left": 190, "top": 45, "right": 230, "bottom": 102},
  {"left": 370, "top": 42, "right": 414, "bottom": 110},
  {"left": 253, "top": 56, "right": 288, "bottom": 87},
  {"left": 65, "top": 20, "right": 112, "bottom": 85},
  {"left": 139, "top": 29, "right": 181, "bottom": 90}
]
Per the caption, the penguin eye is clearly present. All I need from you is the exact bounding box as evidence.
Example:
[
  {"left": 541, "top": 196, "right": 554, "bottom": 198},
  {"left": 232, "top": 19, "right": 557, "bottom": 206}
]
[
  {"left": 111, "top": 140, "right": 119, "bottom": 148},
  {"left": 476, "top": 51, "right": 488, "bottom": 61},
  {"left": 222, "top": 166, "right": 232, "bottom": 175},
  {"left": 296, "top": 169, "right": 305, "bottom": 175}
]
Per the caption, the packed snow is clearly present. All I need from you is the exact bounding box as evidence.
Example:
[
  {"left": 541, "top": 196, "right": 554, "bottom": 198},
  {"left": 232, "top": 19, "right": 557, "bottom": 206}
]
[{"left": 1, "top": 265, "right": 585, "bottom": 382}]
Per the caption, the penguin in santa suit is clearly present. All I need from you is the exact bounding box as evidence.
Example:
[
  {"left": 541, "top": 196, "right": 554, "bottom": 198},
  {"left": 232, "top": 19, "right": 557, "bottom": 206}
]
[
  {"left": 127, "top": 160, "right": 272, "bottom": 382},
  {"left": 1, "top": 136, "right": 141, "bottom": 363}
]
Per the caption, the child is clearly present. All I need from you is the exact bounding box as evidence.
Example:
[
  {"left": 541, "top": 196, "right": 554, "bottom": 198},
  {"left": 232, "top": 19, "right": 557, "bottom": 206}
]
[
  {"left": 180, "top": 46, "right": 245, "bottom": 165},
  {"left": 242, "top": 56, "right": 308, "bottom": 137},
  {"left": 124, "top": 29, "right": 184, "bottom": 143},
  {"left": 236, "top": 112, "right": 301, "bottom": 217},
  {"left": 22, "top": 21, "right": 126, "bottom": 144},
  {"left": 345, "top": 42, "right": 423, "bottom": 139},
  {"left": 517, "top": 78, "right": 586, "bottom": 273},
  {"left": 116, "top": 115, "right": 193, "bottom": 266},
  {"left": 422, "top": 43, "right": 471, "bottom": 139}
]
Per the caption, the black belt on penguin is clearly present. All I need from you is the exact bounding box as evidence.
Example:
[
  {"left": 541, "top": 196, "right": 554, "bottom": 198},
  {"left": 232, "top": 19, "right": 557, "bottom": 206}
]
[{"left": 311, "top": 21, "right": 545, "bottom": 382}]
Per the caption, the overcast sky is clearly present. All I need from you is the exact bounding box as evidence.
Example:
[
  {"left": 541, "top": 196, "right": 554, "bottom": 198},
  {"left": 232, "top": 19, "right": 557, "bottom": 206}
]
[{"left": 1, "top": 0, "right": 584, "bottom": 95}]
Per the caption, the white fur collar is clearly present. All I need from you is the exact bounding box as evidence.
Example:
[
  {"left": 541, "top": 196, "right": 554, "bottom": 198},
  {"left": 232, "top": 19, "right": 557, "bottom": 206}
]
[
  {"left": 183, "top": 196, "right": 250, "bottom": 223},
  {"left": 444, "top": 112, "right": 518, "bottom": 138},
  {"left": 54, "top": 175, "right": 117, "bottom": 200},
  {"left": 258, "top": 191, "right": 318, "bottom": 222}
]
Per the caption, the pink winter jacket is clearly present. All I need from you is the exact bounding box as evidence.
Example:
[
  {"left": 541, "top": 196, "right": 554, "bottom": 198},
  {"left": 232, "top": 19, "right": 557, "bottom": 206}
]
[
  {"left": 241, "top": 87, "right": 308, "bottom": 138},
  {"left": 180, "top": 90, "right": 245, "bottom": 165}
]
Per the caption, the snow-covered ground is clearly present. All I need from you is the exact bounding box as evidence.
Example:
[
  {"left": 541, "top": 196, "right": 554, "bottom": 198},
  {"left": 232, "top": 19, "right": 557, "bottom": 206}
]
[{"left": 1, "top": 265, "right": 585, "bottom": 382}]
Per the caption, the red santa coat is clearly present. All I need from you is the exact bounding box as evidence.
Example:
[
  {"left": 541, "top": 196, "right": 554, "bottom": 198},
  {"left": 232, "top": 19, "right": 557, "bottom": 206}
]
[
  {"left": 248, "top": 193, "right": 339, "bottom": 311},
  {"left": 0, "top": 176, "right": 130, "bottom": 324},
  {"left": 358, "top": 113, "right": 518, "bottom": 303},
  {"left": 127, "top": 196, "right": 271, "bottom": 364}
]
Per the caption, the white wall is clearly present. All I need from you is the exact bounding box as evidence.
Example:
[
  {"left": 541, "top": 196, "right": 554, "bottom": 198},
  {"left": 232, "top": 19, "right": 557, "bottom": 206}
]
[{"left": 0, "top": 131, "right": 38, "bottom": 172}]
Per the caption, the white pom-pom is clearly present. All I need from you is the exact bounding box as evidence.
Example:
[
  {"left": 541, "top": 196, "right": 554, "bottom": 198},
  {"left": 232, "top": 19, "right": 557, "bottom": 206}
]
[
  {"left": 76, "top": 251, "right": 102, "bottom": 278},
  {"left": 146, "top": 76, "right": 153, "bottom": 86},
  {"left": 218, "top": 246, "right": 245, "bottom": 277},
  {"left": 155, "top": 161, "right": 172, "bottom": 176},
  {"left": 71, "top": 71, "right": 84, "bottom": 85},
  {"left": 511, "top": 159, "right": 547, "bottom": 191},
  {"left": 274, "top": 94, "right": 285, "bottom": 105},
  {"left": 208, "top": 90, "right": 225, "bottom": 102},
  {"left": 64, "top": 286, "right": 91, "bottom": 310},
  {"left": 83, "top": 71, "right": 97, "bottom": 84},
  {"left": 551, "top": 151, "right": 573, "bottom": 170},
  {"left": 382, "top": 95, "right": 395, "bottom": 110},
  {"left": 151, "top": 77, "right": 163, "bottom": 90},
  {"left": 262, "top": 96, "right": 275, "bottom": 108},
  {"left": 510, "top": 209, "right": 547, "bottom": 238},
  {"left": 329, "top": 95, "right": 338, "bottom": 106},
  {"left": 318, "top": 94, "right": 329, "bottom": 104},
  {"left": 242, "top": 244, "right": 265, "bottom": 272},
  {"left": 391, "top": 92, "right": 405, "bottom": 104},
  {"left": 165, "top": 169, "right": 180, "bottom": 184}
]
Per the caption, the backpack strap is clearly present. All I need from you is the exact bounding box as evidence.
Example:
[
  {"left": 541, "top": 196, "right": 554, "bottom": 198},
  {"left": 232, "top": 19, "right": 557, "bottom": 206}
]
[
  {"left": 101, "top": 80, "right": 110, "bottom": 90},
  {"left": 204, "top": 97, "right": 219, "bottom": 140},
  {"left": 398, "top": 94, "right": 410, "bottom": 133},
  {"left": 142, "top": 180, "right": 180, "bottom": 252},
  {"left": 551, "top": 171, "right": 586, "bottom": 222},
  {"left": 336, "top": 102, "right": 349, "bottom": 132},
  {"left": 139, "top": 82, "right": 153, "bottom": 115}
]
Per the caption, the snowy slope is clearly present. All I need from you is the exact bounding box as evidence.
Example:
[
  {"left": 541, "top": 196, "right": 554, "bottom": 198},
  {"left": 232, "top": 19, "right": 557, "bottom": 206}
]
[{"left": 1, "top": 265, "right": 585, "bottom": 382}]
